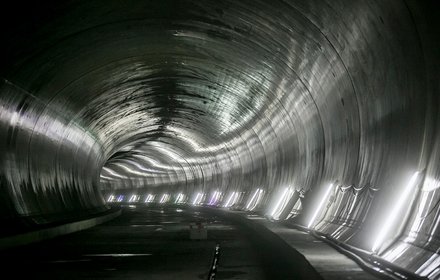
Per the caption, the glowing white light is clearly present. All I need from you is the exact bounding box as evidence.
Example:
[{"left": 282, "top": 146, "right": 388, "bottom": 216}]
[
  {"left": 308, "top": 183, "right": 334, "bottom": 228},
  {"left": 246, "top": 189, "right": 264, "bottom": 211},
  {"left": 270, "top": 188, "right": 295, "bottom": 219},
  {"left": 107, "top": 195, "right": 115, "bottom": 202},
  {"left": 117, "top": 195, "right": 124, "bottom": 202},
  {"left": 215, "top": 192, "right": 221, "bottom": 204},
  {"left": 372, "top": 172, "right": 420, "bottom": 252},
  {"left": 224, "top": 192, "right": 236, "bottom": 207},
  {"left": 270, "top": 188, "right": 289, "bottom": 216},
  {"left": 193, "top": 193, "right": 202, "bottom": 205},
  {"left": 209, "top": 191, "right": 221, "bottom": 205},
  {"left": 175, "top": 193, "right": 185, "bottom": 204},
  {"left": 144, "top": 194, "right": 155, "bottom": 203},
  {"left": 246, "top": 190, "right": 260, "bottom": 210},
  {"left": 422, "top": 177, "right": 440, "bottom": 192},
  {"left": 198, "top": 193, "right": 204, "bottom": 205},
  {"left": 255, "top": 190, "right": 264, "bottom": 210},
  {"left": 159, "top": 194, "right": 170, "bottom": 204}
]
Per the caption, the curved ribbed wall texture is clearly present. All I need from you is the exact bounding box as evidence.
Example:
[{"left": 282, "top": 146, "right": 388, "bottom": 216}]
[{"left": 0, "top": 0, "right": 438, "bottom": 277}]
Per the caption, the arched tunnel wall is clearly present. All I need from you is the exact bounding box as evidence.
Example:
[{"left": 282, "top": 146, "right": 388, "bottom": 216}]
[{"left": 0, "top": 0, "right": 438, "bottom": 277}]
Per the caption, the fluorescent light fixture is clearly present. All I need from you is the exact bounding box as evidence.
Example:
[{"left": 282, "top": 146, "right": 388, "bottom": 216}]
[
  {"left": 163, "top": 194, "right": 170, "bottom": 203},
  {"left": 145, "top": 194, "right": 155, "bottom": 203},
  {"left": 246, "top": 189, "right": 260, "bottom": 210},
  {"left": 117, "top": 195, "right": 124, "bottom": 202},
  {"left": 372, "top": 172, "right": 420, "bottom": 252},
  {"left": 175, "top": 193, "right": 185, "bottom": 204},
  {"left": 308, "top": 183, "right": 334, "bottom": 228},
  {"left": 246, "top": 189, "right": 264, "bottom": 211},
  {"left": 107, "top": 195, "right": 115, "bottom": 202},
  {"left": 128, "top": 195, "right": 140, "bottom": 203},
  {"left": 224, "top": 192, "right": 236, "bottom": 207},
  {"left": 209, "top": 191, "right": 222, "bottom": 205},
  {"left": 255, "top": 190, "right": 264, "bottom": 210},
  {"left": 193, "top": 193, "right": 202, "bottom": 205},
  {"left": 209, "top": 191, "right": 217, "bottom": 205},
  {"left": 270, "top": 188, "right": 289, "bottom": 217}
]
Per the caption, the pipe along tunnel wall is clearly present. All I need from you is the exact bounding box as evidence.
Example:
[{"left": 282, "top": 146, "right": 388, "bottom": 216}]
[{"left": 0, "top": 0, "right": 438, "bottom": 278}]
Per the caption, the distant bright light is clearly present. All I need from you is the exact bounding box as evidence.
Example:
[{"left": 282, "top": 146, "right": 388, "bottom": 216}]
[
  {"left": 193, "top": 193, "right": 203, "bottom": 205},
  {"left": 129, "top": 195, "right": 140, "bottom": 203},
  {"left": 159, "top": 194, "right": 170, "bottom": 204},
  {"left": 254, "top": 190, "right": 264, "bottom": 210},
  {"left": 175, "top": 193, "right": 185, "bottom": 204},
  {"left": 372, "top": 172, "right": 420, "bottom": 252},
  {"left": 107, "top": 195, "right": 115, "bottom": 202},
  {"left": 117, "top": 195, "right": 124, "bottom": 202},
  {"left": 270, "top": 187, "right": 295, "bottom": 219},
  {"left": 144, "top": 194, "right": 155, "bottom": 203},
  {"left": 246, "top": 189, "right": 264, "bottom": 211},
  {"left": 246, "top": 190, "right": 259, "bottom": 210},
  {"left": 422, "top": 176, "right": 440, "bottom": 192},
  {"left": 224, "top": 192, "right": 236, "bottom": 207},
  {"left": 209, "top": 191, "right": 221, "bottom": 205},
  {"left": 308, "top": 183, "right": 334, "bottom": 228}
]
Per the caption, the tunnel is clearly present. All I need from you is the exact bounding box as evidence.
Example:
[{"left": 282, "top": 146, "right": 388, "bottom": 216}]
[{"left": 0, "top": 0, "right": 439, "bottom": 279}]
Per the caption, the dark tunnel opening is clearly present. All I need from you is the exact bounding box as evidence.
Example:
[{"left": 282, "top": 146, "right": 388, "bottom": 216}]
[{"left": 0, "top": 0, "right": 439, "bottom": 278}]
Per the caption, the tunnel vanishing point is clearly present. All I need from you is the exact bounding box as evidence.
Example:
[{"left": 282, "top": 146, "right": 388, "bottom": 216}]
[{"left": 0, "top": 0, "right": 439, "bottom": 278}]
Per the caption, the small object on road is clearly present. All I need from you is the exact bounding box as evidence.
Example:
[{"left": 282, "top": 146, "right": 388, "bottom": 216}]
[{"left": 190, "top": 222, "right": 207, "bottom": 240}]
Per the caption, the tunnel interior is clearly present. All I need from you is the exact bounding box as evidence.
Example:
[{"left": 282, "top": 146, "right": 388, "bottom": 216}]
[{"left": 0, "top": 0, "right": 439, "bottom": 278}]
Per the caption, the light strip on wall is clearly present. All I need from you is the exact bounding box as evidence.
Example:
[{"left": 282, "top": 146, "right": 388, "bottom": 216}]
[
  {"left": 193, "top": 193, "right": 202, "bottom": 205},
  {"left": 145, "top": 194, "right": 155, "bottom": 203},
  {"left": 372, "top": 172, "right": 420, "bottom": 252},
  {"left": 308, "top": 183, "right": 334, "bottom": 228},
  {"left": 175, "top": 193, "right": 185, "bottom": 204},
  {"left": 224, "top": 192, "right": 236, "bottom": 207},
  {"left": 231, "top": 192, "right": 240, "bottom": 207},
  {"left": 209, "top": 191, "right": 221, "bottom": 205},
  {"left": 270, "top": 188, "right": 289, "bottom": 217},
  {"left": 246, "top": 189, "right": 260, "bottom": 210}
]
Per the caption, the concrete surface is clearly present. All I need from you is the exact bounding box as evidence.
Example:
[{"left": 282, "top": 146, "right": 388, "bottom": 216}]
[
  {"left": 0, "top": 209, "right": 121, "bottom": 250},
  {"left": 241, "top": 213, "right": 381, "bottom": 280},
  {"left": 0, "top": 205, "right": 321, "bottom": 279}
]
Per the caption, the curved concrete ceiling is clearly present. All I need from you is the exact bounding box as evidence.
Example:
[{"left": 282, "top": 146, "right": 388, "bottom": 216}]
[{"left": 0, "top": 0, "right": 439, "bottom": 276}]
